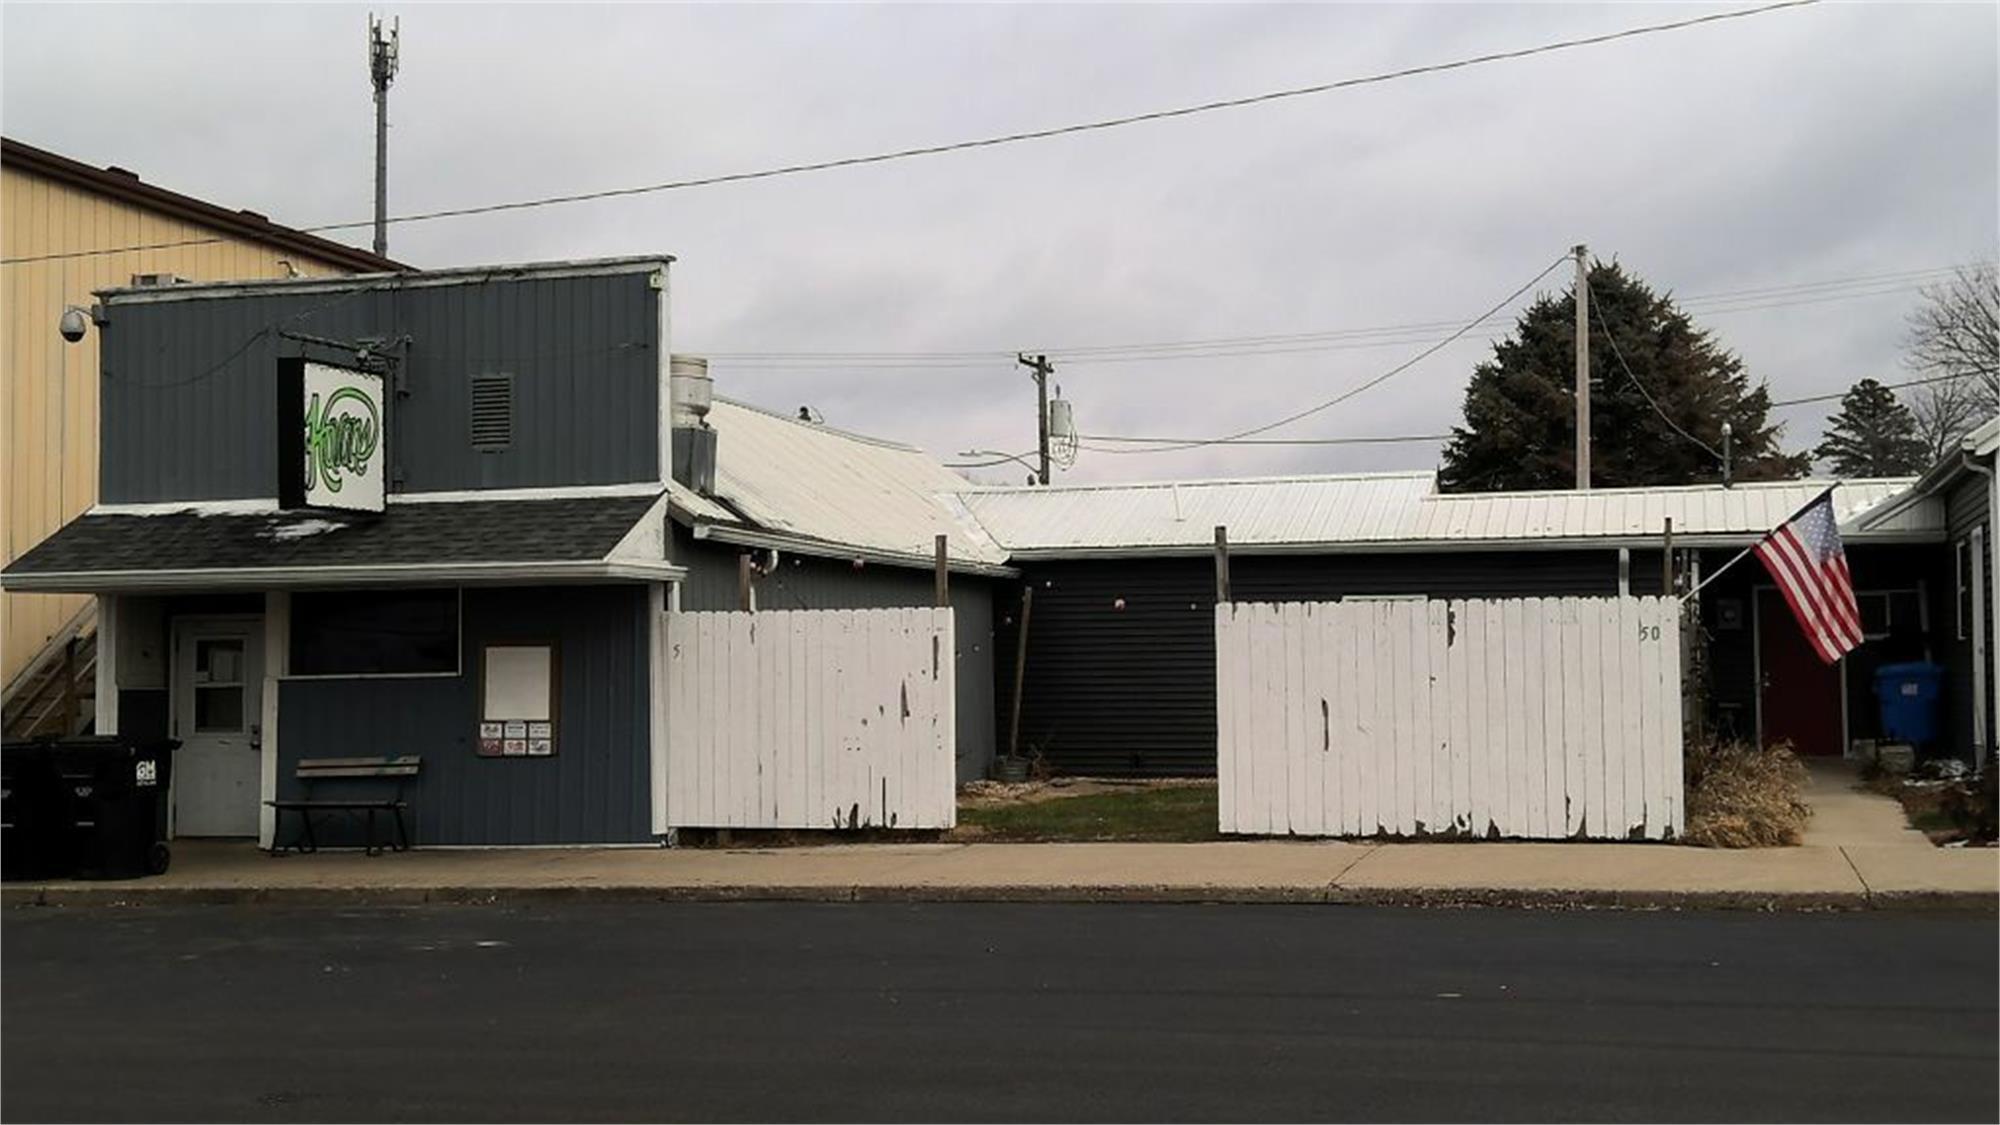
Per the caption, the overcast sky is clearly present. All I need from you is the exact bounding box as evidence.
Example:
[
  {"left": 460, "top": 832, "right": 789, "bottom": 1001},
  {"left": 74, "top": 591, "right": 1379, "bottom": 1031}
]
[{"left": 5, "top": 2, "right": 1995, "bottom": 484}]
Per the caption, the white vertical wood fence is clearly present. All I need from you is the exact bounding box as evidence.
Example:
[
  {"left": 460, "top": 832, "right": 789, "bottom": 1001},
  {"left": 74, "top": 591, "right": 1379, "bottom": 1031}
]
[
  {"left": 1216, "top": 597, "right": 1683, "bottom": 841},
  {"left": 665, "top": 608, "right": 956, "bottom": 830}
]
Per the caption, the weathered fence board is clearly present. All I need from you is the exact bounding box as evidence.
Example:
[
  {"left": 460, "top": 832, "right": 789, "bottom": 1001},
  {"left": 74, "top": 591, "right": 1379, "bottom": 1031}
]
[
  {"left": 666, "top": 608, "right": 955, "bottom": 830},
  {"left": 1216, "top": 597, "right": 1683, "bottom": 841}
]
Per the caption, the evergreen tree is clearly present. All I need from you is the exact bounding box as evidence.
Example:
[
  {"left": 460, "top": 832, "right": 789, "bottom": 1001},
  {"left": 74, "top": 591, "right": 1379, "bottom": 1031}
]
[
  {"left": 1814, "top": 378, "right": 1927, "bottom": 476},
  {"left": 1439, "top": 261, "right": 1809, "bottom": 492}
]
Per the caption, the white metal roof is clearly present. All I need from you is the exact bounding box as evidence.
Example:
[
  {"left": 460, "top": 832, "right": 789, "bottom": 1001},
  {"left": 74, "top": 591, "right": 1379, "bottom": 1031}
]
[
  {"left": 677, "top": 398, "right": 1012, "bottom": 573},
  {"left": 959, "top": 472, "right": 1435, "bottom": 557},
  {"left": 958, "top": 472, "right": 1939, "bottom": 557}
]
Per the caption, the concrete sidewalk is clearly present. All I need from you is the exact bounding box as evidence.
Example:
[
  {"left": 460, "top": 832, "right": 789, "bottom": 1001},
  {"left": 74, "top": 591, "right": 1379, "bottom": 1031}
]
[
  {"left": 7, "top": 762, "right": 1993, "bottom": 911},
  {"left": 5, "top": 835, "right": 1993, "bottom": 910}
]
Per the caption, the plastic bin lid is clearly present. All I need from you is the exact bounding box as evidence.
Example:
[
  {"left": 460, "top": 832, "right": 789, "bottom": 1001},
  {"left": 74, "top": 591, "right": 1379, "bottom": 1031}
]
[{"left": 1873, "top": 661, "right": 1943, "bottom": 679}]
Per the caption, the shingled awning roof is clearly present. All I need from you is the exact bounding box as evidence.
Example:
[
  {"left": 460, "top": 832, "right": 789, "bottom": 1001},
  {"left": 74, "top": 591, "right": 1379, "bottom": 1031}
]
[{"left": 0, "top": 492, "right": 680, "bottom": 593}]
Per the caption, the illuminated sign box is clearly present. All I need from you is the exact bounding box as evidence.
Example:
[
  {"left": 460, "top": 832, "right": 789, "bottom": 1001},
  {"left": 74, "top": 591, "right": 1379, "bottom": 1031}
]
[{"left": 276, "top": 358, "right": 386, "bottom": 513}]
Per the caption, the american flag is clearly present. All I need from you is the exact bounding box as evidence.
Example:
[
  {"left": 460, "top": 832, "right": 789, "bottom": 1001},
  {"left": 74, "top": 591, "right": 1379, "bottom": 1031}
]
[{"left": 1755, "top": 490, "right": 1864, "bottom": 664}]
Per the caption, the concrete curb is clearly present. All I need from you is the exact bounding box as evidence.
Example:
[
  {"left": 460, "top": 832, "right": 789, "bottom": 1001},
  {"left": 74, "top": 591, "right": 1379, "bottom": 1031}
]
[{"left": 6, "top": 882, "right": 1994, "bottom": 912}]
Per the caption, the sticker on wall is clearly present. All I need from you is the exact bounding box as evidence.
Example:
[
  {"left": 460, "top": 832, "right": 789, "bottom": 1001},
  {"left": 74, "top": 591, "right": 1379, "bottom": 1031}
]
[{"left": 476, "top": 718, "right": 557, "bottom": 758}]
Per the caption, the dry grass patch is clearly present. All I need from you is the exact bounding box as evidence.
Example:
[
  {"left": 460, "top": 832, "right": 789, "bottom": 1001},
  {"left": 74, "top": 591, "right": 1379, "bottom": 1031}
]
[
  {"left": 1684, "top": 739, "right": 1810, "bottom": 847},
  {"left": 953, "top": 780, "right": 1219, "bottom": 842}
]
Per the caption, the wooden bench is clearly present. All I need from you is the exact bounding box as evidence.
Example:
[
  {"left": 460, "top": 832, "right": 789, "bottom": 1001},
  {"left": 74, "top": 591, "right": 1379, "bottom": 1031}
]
[{"left": 265, "top": 756, "right": 420, "bottom": 856}]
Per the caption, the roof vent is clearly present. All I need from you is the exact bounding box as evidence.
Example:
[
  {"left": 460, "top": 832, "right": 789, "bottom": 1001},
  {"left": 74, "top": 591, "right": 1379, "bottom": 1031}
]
[
  {"left": 669, "top": 355, "right": 718, "bottom": 495},
  {"left": 129, "top": 272, "right": 184, "bottom": 288},
  {"left": 670, "top": 355, "right": 712, "bottom": 426},
  {"left": 470, "top": 374, "right": 514, "bottom": 451}
]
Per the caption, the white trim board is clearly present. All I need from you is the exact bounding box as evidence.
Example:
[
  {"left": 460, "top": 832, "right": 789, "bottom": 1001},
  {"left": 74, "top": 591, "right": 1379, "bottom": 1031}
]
[
  {"left": 2, "top": 559, "right": 685, "bottom": 594},
  {"left": 99, "top": 255, "right": 676, "bottom": 304},
  {"left": 687, "top": 522, "right": 1019, "bottom": 579},
  {"left": 89, "top": 482, "right": 667, "bottom": 517}
]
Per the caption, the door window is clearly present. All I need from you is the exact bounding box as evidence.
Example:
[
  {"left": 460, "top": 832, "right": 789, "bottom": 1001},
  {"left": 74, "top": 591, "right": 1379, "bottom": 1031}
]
[{"left": 193, "top": 638, "right": 247, "bottom": 732}]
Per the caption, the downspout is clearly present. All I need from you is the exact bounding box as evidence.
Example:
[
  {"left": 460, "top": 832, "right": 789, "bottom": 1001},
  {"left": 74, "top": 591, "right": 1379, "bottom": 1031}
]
[{"left": 1965, "top": 449, "right": 1996, "bottom": 770}]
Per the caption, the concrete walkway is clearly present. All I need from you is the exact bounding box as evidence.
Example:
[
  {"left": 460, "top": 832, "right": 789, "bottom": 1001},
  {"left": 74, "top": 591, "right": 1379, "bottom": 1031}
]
[
  {"left": 1799, "top": 758, "right": 1937, "bottom": 848},
  {"left": 6, "top": 834, "right": 1993, "bottom": 910},
  {"left": 7, "top": 761, "right": 1992, "bottom": 910}
]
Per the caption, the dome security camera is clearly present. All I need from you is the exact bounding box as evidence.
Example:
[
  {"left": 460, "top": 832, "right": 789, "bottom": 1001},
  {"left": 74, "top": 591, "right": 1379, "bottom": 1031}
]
[{"left": 58, "top": 306, "right": 89, "bottom": 344}]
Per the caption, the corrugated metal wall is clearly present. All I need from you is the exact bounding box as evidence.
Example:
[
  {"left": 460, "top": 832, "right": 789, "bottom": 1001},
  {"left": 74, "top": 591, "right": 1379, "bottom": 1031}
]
[
  {"left": 996, "top": 558, "right": 1214, "bottom": 777},
  {"left": 1, "top": 164, "right": 357, "bottom": 684},
  {"left": 275, "top": 584, "right": 651, "bottom": 845},
  {"left": 673, "top": 529, "right": 997, "bottom": 781},
  {"left": 98, "top": 271, "right": 662, "bottom": 503},
  {"left": 1218, "top": 597, "right": 1684, "bottom": 840},
  {"left": 999, "top": 551, "right": 1629, "bottom": 777}
]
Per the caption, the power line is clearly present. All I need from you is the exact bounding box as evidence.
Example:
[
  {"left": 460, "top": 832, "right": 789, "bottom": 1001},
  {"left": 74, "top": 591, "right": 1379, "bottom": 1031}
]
[
  {"left": 1584, "top": 274, "right": 1724, "bottom": 462},
  {"left": 1081, "top": 433, "right": 1451, "bottom": 447},
  {"left": 2, "top": 0, "right": 1819, "bottom": 267},
  {"left": 705, "top": 261, "right": 1982, "bottom": 370},
  {"left": 946, "top": 449, "right": 1042, "bottom": 470},
  {"left": 1767, "top": 371, "right": 1974, "bottom": 408},
  {"left": 1082, "top": 254, "right": 1574, "bottom": 455}
]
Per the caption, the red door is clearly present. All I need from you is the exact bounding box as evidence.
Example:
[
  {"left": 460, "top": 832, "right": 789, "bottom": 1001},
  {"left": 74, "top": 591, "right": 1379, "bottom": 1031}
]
[{"left": 1758, "top": 588, "right": 1843, "bottom": 756}]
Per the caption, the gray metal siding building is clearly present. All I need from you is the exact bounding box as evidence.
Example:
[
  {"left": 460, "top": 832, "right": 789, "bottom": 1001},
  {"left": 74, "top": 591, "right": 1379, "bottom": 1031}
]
[
  {"left": 97, "top": 269, "right": 663, "bottom": 503},
  {"left": 971, "top": 473, "right": 1966, "bottom": 778},
  {"left": 5, "top": 259, "right": 687, "bottom": 850}
]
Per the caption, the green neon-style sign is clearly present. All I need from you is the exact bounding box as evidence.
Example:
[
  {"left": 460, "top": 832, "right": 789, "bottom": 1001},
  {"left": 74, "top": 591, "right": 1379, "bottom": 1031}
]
[{"left": 303, "top": 385, "right": 380, "bottom": 495}]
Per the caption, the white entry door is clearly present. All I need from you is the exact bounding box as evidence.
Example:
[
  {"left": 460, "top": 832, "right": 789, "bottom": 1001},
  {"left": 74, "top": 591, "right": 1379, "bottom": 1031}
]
[{"left": 172, "top": 618, "right": 264, "bottom": 837}]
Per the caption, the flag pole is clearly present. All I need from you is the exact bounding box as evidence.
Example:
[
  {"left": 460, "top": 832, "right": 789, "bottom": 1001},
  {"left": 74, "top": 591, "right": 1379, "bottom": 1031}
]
[{"left": 1680, "top": 485, "right": 1839, "bottom": 603}]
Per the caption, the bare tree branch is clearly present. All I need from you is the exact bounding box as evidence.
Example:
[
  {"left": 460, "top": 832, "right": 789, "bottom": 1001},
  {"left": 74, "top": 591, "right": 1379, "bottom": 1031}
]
[
  {"left": 1904, "top": 262, "right": 2000, "bottom": 407},
  {"left": 1907, "top": 376, "right": 1986, "bottom": 462}
]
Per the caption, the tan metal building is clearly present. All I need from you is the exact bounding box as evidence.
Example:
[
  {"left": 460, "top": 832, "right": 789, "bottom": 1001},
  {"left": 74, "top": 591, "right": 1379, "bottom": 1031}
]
[{"left": 2, "top": 137, "right": 400, "bottom": 730}]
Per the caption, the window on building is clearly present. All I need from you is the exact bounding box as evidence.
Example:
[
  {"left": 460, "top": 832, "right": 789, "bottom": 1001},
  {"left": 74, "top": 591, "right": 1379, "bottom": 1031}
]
[
  {"left": 1857, "top": 590, "right": 1925, "bottom": 641},
  {"left": 192, "top": 638, "right": 247, "bottom": 731},
  {"left": 290, "top": 589, "right": 460, "bottom": 676}
]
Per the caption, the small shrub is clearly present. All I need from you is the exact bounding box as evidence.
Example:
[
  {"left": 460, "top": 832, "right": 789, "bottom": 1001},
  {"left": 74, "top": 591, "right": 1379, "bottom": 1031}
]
[
  {"left": 1938, "top": 766, "right": 1999, "bottom": 844},
  {"left": 1684, "top": 738, "right": 1810, "bottom": 848}
]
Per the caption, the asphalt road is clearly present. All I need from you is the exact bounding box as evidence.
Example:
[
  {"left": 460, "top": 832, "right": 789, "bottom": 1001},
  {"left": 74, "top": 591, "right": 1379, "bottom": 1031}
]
[{"left": 3, "top": 901, "right": 1994, "bottom": 1123}]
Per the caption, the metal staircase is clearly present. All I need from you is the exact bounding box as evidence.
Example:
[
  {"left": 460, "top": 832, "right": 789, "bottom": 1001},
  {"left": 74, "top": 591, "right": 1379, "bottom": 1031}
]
[{"left": 2, "top": 606, "right": 97, "bottom": 742}]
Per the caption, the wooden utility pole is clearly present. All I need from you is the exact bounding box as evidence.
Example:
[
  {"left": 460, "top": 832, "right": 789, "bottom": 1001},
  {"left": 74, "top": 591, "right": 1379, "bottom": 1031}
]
[
  {"left": 934, "top": 534, "right": 950, "bottom": 607},
  {"left": 1018, "top": 353, "right": 1054, "bottom": 486},
  {"left": 1007, "top": 587, "right": 1035, "bottom": 760},
  {"left": 1213, "top": 525, "right": 1232, "bottom": 604},
  {"left": 1574, "top": 243, "right": 1590, "bottom": 492},
  {"left": 1662, "top": 517, "right": 1675, "bottom": 595}
]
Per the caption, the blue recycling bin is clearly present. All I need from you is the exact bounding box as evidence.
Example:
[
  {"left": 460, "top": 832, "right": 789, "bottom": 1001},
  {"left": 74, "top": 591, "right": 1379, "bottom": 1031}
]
[{"left": 1873, "top": 662, "right": 1943, "bottom": 746}]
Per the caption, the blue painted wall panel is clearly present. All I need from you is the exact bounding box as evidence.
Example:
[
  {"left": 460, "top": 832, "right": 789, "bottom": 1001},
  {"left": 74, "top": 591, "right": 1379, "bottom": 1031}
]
[
  {"left": 100, "top": 269, "right": 663, "bottom": 503},
  {"left": 275, "top": 584, "right": 652, "bottom": 845}
]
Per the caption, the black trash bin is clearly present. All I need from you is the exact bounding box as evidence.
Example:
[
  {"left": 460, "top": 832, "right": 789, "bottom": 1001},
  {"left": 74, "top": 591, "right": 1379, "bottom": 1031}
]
[
  {"left": 52, "top": 736, "right": 178, "bottom": 880},
  {"left": 2, "top": 739, "right": 73, "bottom": 881}
]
